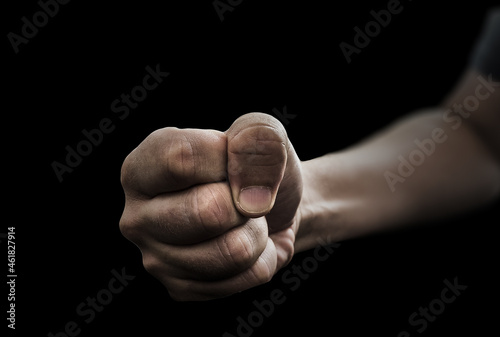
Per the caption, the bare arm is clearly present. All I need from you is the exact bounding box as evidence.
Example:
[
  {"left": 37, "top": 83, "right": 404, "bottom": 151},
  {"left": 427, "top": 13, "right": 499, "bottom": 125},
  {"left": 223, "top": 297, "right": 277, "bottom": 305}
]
[{"left": 295, "top": 69, "right": 500, "bottom": 252}]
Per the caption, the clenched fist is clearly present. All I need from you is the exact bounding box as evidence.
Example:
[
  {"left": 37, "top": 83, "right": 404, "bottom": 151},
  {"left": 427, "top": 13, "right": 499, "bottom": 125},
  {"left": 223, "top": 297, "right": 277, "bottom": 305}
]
[{"left": 119, "top": 113, "right": 303, "bottom": 301}]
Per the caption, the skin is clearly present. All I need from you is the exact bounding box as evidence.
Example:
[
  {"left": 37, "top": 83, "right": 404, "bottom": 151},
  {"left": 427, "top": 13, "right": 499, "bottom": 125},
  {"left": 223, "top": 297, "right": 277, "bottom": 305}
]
[{"left": 119, "top": 68, "right": 500, "bottom": 301}]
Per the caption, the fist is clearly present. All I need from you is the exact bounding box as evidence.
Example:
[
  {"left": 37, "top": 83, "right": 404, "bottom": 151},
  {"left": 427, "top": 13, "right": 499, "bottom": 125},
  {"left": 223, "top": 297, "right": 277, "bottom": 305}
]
[{"left": 119, "top": 113, "right": 302, "bottom": 301}]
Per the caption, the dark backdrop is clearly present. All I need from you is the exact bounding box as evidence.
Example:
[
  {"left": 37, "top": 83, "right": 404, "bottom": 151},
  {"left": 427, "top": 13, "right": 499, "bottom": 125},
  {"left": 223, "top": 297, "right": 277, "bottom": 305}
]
[{"left": 3, "top": 0, "right": 499, "bottom": 336}]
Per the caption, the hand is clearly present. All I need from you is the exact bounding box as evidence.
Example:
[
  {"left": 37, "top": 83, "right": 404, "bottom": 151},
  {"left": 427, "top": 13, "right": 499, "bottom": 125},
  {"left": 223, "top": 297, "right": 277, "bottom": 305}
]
[{"left": 119, "top": 113, "right": 303, "bottom": 301}]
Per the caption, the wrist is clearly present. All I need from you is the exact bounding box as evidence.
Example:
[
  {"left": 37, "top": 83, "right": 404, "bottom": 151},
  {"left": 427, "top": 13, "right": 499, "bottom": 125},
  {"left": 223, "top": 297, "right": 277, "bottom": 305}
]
[
  {"left": 294, "top": 150, "right": 407, "bottom": 253},
  {"left": 294, "top": 154, "right": 348, "bottom": 252}
]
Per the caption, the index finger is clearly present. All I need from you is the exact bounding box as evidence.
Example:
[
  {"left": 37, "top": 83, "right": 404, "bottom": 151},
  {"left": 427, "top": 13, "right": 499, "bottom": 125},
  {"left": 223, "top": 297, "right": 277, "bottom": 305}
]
[{"left": 121, "top": 127, "right": 227, "bottom": 198}]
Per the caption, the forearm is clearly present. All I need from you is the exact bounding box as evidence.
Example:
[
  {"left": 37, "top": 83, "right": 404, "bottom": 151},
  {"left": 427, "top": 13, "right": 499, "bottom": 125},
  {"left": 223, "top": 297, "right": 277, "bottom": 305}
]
[{"left": 295, "top": 108, "right": 500, "bottom": 252}]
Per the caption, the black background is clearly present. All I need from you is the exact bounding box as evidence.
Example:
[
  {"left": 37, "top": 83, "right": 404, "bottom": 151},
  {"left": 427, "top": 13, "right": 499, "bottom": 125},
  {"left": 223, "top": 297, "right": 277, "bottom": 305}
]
[{"left": 3, "top": 0, "right": 499, "bottom": 336}]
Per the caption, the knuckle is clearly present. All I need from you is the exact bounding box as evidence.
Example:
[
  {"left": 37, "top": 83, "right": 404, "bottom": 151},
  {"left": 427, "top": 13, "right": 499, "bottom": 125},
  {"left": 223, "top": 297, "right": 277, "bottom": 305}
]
[
  {"left": 142, "top": 127, "right": 197, "bottom": 183},
  {"left": 119, "top": 207, "right": 145, "bottom": 242},
  {"left": 118, "top": 214, "right": 139, "bottom": 241},
  {"left": 193, "top": 184, "right": 237, "bottom": 236},
  {"left": 146, "top": 127, "right": 175, "bottom": 145},
  {"left": 217, "top": 231, "right": 254, "bottom": 271},
  {"left": 120, "top": 127, "right": 172, "bottom": 189},
  {"left": 251, "top": 253, "right": 275, "bottom": 286},
  {"left": 164, "top": 132, "right": 196, "bottom": 181},
  {"left": 120, "top": 152, "right": 137, "bottom": 191},
  {"left": 217, "top": 222, "right": 266, "bottom": 271},
  {"left": 256, "top": 264, "right": 274, "bottom": 285},
  {"left": 142, "top": 254, "right": 162, "bottom": 276}
]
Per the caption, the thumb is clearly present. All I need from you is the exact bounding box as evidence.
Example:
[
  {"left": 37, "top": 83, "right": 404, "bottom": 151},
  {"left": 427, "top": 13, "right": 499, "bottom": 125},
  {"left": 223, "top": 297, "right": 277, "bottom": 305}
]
[{"left": 225, "top": 112, "right": 288, "bottom": 218}]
